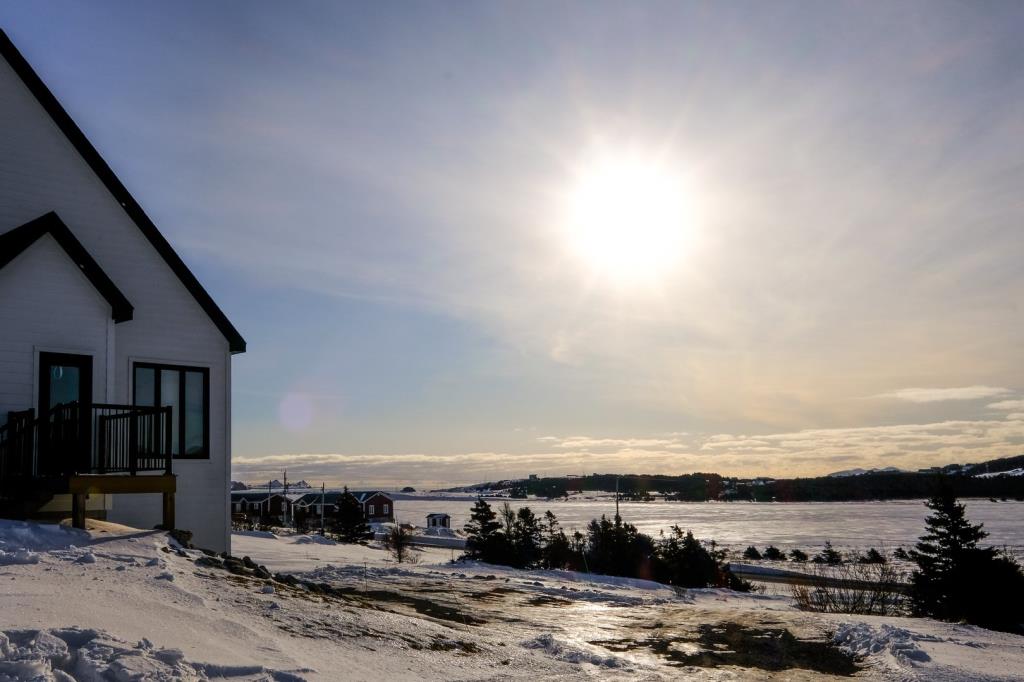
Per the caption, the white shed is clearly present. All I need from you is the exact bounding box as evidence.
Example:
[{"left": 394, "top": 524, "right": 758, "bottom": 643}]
[{"left": 426, "top": 513, "right": 451, "bottom": 529}]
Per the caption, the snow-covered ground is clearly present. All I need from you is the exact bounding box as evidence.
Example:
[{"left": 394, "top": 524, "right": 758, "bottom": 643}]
[{"left": 1, "top": 519, "right": 1022, "bottom": 680}]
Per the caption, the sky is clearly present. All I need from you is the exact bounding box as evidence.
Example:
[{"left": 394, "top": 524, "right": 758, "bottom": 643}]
[{"left": 3, "top": 2, "right": 1023, "bottom": 488}]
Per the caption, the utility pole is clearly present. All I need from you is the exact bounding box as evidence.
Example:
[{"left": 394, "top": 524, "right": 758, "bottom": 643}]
[
  {"left": 283, "top": 470, "right": 289, "bottom": 527},
  {"left": 320, "top": 482, "right": 326, "bottom": 536},
  {"left": 615, "top": 475, "right": 620, "bottom": 520}
]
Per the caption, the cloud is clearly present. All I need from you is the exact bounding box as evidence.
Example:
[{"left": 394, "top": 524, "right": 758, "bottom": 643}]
[
  {"left": 988, "top": 399, "right": 1024, "bottom": 411},
  {"left": 875, "top": 386, "right": 1011, "bottom": 403},
  {"left": 234, "top": 413, "right": 1024, "bottom": 487},
  {"left": 539, "top": 436, "right": 687, "bottom": 450}
]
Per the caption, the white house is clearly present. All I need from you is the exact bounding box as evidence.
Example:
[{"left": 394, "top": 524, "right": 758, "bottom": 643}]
[{"left": 0, "top": 30, "right": 245, "bottom": 552}]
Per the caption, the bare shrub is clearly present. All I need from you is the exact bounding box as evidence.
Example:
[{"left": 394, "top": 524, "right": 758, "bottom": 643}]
[
  {"left": 383, "top": 525, "right": 415, "bottom": 564},
  {"left": 791, "top": 563, "right": 906, "bottom": 616}
]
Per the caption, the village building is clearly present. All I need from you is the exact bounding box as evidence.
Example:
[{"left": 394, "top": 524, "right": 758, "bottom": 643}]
[
  {"left": 349, "top": 490, "right": 395, "bottom": 522},
  {"left": 229, "top": 491, "right": 297, "bottom": 524},
  {"left": 288, "top": 490, "right": 395, "bottom": 523},
  {"left": 0, "top": 30, "right": 244, "bottom": 552},
  {"left": 425, "top": 512, "right": 451, "bottom": 529}
]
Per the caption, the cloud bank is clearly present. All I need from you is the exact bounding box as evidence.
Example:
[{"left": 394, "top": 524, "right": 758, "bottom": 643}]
[{"left": 234, "top": 412, "right": 1024, "bottom": 488}]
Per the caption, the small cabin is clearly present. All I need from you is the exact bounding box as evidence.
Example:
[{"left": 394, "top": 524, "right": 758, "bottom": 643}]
[{"left": 426, "top": 513, "right": 451, "bottom": 529}]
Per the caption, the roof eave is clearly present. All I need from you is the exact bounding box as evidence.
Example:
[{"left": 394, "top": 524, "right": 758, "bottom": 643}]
[{"left": 0, "top": 28, "right": 245, "bottom": 353}]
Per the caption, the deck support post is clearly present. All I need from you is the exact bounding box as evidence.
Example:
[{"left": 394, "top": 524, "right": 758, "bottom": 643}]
[
  {"left": 71, "top": 493, "right": 86, "bottom": 529},
  {"left": 162, "top": 492, "right": 175, "bottom": 530}
]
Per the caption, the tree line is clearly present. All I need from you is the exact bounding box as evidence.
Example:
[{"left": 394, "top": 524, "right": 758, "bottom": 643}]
[
  {"left": 478, "top": 463, "right": 1024, "bottom": 502},
  {"left": 462, "top": 498, "right": 751, "bottom": 591}
]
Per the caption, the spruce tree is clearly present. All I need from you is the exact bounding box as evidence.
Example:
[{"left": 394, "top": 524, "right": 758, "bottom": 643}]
[
  {"left": 464, "top": 497, "right": 503, "bottom": 562},
  {"left": 906, "top": 488, "right": 1024, "bottom": 631},
  {"left": 812, "top": 541, "right": 842, "bottom": 565},
  {"left": 511, "top": 507, "right": 543, "bottom": 568},
  {"left": 332, "top": 487, "right": 371, "bottom": 542}
]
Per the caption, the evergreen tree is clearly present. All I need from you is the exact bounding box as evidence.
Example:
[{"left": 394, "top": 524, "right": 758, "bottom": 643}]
[
  {"left": 510, "top": 507, "right": 543, "bottom": 568},
  {"left": 464, "top": 497, "right": 503, "bottom": 562},
  {"left": 332, "top": 487, "right": 371, "bottom": 543},
  {"left": 655, "top": 527, "right": 749, "bottom": 590},
  {"left": 742, "top": 545, "right": 762, "bottom": 560},
  {"left": 812, "top": 541, "right": 842, "bottom": 565},
  {"left": 789, "top": 548, "right": 809, "bottom": 562},
  {"left": 858, "top": 548, "right": 887, "bottom": 564},
  {"left": 540, "top": 510, "right": 574, "bottom": 569},
  {"left": 909, "top": 489, "right": 1024, "bottom": 631},
  {"left": 763, "top": 545, "right": 785, "bottom": 561},
  {"left": 584, "top": 515, "right": 655, "bottom": 578}
]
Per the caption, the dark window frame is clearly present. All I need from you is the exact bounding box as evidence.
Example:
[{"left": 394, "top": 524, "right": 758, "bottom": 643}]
[{"left": 132, "top": 362, "right": 210, "bottom": 460}]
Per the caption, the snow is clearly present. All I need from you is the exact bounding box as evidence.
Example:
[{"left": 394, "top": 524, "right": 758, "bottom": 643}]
[
  {"left": 976, "top": 467, "right": 1024, "bottom": 479},
  {"left": 0, "top": 627, "right": 309, "bottom": 681},
  {"left": 1, "top": 518, "right": 1022, "bottom": 680},
  {"left": 521, "top": 633, "right": 626, "bottom": 668},
  {"left": 291, "top": 534, "right": 336, "bottom": 546},
  {"left": 832, "top": 620, "right": 1024, "bottom": 681}
]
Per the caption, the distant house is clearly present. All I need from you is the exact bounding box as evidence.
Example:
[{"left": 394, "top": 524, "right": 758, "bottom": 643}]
[
  {"left": 230, "top": 491, "right": 293, "bottom": 522},
  {"left": 290, "top": 490, "right": 395, "bottom": 523},
  {"left": 350, "top": 491, "right": 394, "bottom": 523},
  {"left": 0, "top": 31, "right": 245, "bottom": 552},
  {"left": 291, "top": 491, "right": 346, "bottom": 518},
  {"left": 426, "top": 513, "right": 450, "bottom": 529}
]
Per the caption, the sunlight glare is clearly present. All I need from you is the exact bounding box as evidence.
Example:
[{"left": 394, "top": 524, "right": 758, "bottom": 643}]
[{"left": 564, "top": 153, "right": 694, "bottom": 287}]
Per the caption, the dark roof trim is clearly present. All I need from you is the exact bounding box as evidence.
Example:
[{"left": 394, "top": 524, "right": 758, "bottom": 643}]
[
  {"left": 0, "top": 212, "right": 134, "bottom": 322},
  {"left": 0, "top": 29, "right": 246, "bottom": 353}
]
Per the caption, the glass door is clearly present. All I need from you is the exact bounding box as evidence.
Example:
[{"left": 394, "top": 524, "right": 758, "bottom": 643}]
[
  {"left": 38, "top": 352, "right": 92, "bottom": 413},
  {"left": 38, "top": 352, "right": 93, "bottom": 474}
]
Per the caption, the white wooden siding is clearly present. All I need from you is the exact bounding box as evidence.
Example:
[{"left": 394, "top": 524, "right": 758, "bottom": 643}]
[
  {"left": 0, "top": 235, "right": 111, "bottom": 416},
  {"left": 0, "top": 57, "right": 234, "bottom": 552}
]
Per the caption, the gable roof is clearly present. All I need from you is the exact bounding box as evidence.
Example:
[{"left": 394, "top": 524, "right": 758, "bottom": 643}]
[
  {"left": 289, "top": 490, "right": 393, "bottom": 506},
  {"left": 0, "top": 212, "right": 133, "bottom": 322},
  {"left": 350, "top": 490, "right": 392, "bottom": 504},
  {"left": 0, "top": 29, "right": 245, "bottom": 353},
  {"left": 293, "top": 491, "right": 346, "bottom": 506}
]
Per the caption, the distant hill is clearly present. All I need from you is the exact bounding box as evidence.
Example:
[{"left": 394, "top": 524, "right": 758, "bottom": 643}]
[
  {"left": 456, "top": 454, "right": 1024, "bottom": 502},
  {"left": 243, "top": 479, "right": 313, "bottom": 490},
  {"left": 827, "top": 466, "right": 903, "bottom": 478}
]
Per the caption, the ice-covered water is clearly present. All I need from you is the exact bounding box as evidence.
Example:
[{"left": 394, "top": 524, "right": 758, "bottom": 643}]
[{"left": 394, "top": 497, "right": 1024, "bottom": 559}]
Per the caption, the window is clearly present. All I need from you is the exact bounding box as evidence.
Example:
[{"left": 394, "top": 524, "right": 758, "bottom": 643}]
[
  {"left": 383, "top": 504, "right": 389, "bottom": 515},
  {"left": 368, "top": 504, "right": 375, "bottom": 516},
  {"left": 133, "top": 363, "right": 209, "bottom": 458}
]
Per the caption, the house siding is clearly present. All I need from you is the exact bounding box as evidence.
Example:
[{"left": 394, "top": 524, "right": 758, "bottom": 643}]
[
  {"left": 0, "top": 235, "right": 112, "bottom": 415},
  {"left": 0, "top": 56, "right": 233, "bottom": 552}
]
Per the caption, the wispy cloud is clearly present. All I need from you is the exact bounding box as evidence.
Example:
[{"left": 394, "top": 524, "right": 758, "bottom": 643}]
[
  {"left": 539, "top": 436, "right": 687, "bottom": 450},
  {"left": 235, "top": 413, "right": 1024, "bottom": 487},
  {"left": 988, "top": 399, "right": 1024, "bottom": 411},
  {"left": 875, "top": 386, "right": 1011, "bottom": 403}
]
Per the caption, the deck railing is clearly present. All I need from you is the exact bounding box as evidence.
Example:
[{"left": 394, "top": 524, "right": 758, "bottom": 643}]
[{"left": 0, "top": 402, "right": 172, "bottom": 480}]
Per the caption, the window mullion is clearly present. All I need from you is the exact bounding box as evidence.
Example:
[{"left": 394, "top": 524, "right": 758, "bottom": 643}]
[{"left": 178, "top": 369, "right": 186, "bottom": 459}]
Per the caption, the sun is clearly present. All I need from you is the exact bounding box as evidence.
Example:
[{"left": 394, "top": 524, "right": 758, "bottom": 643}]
[{"left": 563, "top": 154, "right": 694, "bottom": 287}]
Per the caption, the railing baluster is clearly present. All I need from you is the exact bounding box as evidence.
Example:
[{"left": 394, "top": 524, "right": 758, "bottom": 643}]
[{"left": 164, "top": 407, "right": 172, "bottom": 475}]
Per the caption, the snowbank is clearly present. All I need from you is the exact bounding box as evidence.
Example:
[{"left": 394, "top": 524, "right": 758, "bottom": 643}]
[
  {"left": 0, "top": 627, "right": 309, "bottom": 681},
  {"left": 292, "top": 534, "right": 337, "bottom": 546}
]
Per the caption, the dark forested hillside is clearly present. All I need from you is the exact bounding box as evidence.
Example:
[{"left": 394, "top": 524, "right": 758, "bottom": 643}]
[{"left": 456, "top": 455, "right": 1024, "bottom": 502}]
